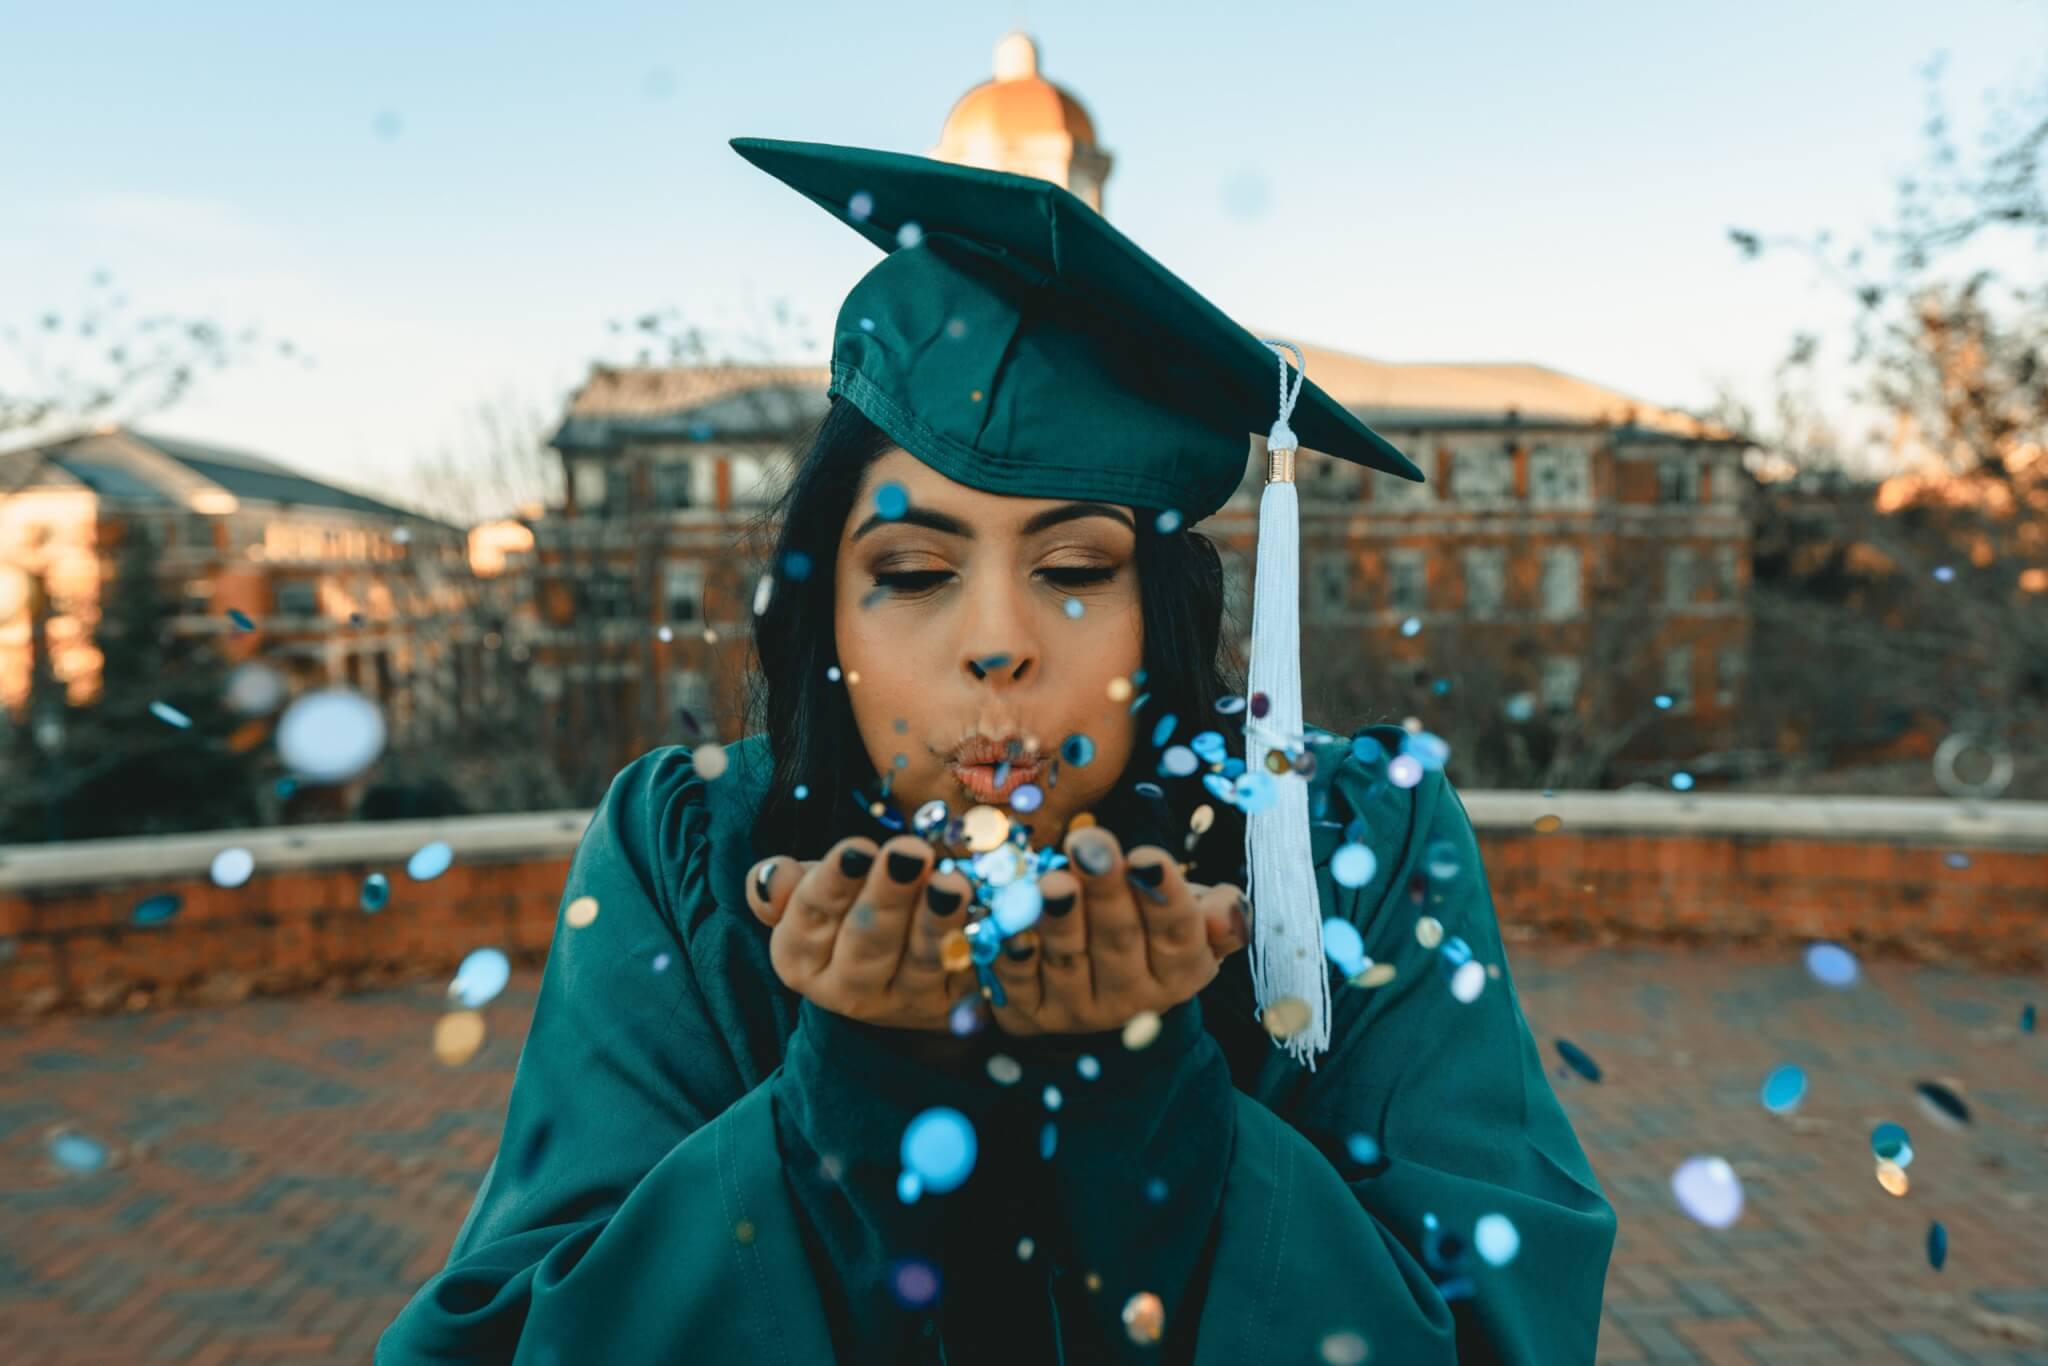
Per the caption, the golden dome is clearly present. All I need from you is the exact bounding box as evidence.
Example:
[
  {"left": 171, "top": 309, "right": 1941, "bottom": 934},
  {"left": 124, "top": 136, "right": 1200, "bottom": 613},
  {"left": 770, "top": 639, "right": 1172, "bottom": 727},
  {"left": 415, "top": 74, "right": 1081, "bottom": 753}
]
[{"left": 938, "top": 33, "right": 1098, "bottom": 150}]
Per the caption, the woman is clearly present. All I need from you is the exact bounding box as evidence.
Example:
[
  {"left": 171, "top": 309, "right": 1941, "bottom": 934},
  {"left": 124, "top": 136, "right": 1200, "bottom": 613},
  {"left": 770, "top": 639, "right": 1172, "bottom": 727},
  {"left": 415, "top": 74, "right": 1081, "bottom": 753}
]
[{"left": 379, "top": 140, "right": 1614, "bottom": 1364}]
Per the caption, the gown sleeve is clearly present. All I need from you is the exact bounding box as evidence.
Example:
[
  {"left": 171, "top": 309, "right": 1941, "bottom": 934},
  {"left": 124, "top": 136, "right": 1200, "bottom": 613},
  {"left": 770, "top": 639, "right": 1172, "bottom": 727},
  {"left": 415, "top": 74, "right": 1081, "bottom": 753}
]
[{"left": 1028, "top": 744, "right": 1617, "bottom": 1364}]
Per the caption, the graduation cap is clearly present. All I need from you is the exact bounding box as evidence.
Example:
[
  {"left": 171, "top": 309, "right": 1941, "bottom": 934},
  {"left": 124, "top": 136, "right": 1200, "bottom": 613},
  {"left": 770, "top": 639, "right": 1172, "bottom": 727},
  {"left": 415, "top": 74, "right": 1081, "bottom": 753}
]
[{"left": 733, "top": 136, "right": 1422, "bottom": 1063}]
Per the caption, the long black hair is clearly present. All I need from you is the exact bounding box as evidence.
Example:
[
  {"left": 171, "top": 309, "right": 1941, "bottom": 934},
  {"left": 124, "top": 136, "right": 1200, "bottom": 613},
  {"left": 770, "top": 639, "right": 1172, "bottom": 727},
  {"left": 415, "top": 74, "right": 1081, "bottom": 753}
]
[{"left": 744, "top": 397, "right": 1249, "bottom": 884}]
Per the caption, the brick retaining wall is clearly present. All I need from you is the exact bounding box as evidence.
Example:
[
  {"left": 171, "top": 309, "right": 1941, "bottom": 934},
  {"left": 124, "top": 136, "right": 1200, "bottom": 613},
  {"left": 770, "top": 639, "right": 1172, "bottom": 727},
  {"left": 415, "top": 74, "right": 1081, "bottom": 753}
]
[{"left": 2, "top": 792, "right": 2042, "bottom": 1017}]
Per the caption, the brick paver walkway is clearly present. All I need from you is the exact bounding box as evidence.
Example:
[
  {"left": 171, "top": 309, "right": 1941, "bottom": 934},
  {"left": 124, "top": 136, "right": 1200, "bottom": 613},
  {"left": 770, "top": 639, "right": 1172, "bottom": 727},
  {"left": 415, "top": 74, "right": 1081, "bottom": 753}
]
[{"left": 3, "top": 946, "right": 2043, "bottom": 1364}]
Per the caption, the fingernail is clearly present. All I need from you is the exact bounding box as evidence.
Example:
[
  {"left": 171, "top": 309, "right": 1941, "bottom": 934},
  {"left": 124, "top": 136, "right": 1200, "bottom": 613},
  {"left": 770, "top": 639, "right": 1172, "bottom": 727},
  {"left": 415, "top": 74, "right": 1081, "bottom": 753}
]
[
  {"left": 1041, "top": 892, "right": 1076, "bottom": 918},
  {"left": 1073, "top": 835, "right": 1115, "bottom": 876},
  {"left": 1125, "top": 870, "right": 1168, "bottom": 906},
  {"left": 1004, "top": 938, "right": 1036, "bottom": 962},
  {"left": 926, "top": 884, "right": 963, "bottom": 916},
  {"left": 839, "top": 847, "right": 874, "bottom": 879},
  {"left": 886, "top": 850, "right": 926, "bottom": 884},
  {"left": 1128, "top": 860, "right": 1166, "bottom": 888},
  {"left": 752, "top": 862, "right": 775, "bottom": 902}
]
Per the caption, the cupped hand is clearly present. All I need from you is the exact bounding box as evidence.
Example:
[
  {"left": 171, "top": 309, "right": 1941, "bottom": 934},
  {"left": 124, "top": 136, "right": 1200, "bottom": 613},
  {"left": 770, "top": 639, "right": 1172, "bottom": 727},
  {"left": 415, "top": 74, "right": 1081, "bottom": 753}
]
[
  {"left": 989, "top": 826, "right": 1249, "bottom": 1036},
  {"left": 747, "top": 835, "right": 976, "bottom": 1031}
]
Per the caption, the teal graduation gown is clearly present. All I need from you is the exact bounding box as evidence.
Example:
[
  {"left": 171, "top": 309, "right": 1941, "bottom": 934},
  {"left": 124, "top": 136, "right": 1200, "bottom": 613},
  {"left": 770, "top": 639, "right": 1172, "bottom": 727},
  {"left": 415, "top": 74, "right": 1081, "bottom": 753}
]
[{"left": 378, "top": 726, "right": 1615, "bottom": 1364}]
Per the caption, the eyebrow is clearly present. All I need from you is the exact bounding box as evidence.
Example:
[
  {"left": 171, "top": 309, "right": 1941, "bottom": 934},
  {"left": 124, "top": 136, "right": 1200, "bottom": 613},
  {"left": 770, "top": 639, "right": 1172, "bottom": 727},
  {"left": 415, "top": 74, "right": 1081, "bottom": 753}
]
[{"left": 850, "top": 500, "right": 1137, "bottom": 542}]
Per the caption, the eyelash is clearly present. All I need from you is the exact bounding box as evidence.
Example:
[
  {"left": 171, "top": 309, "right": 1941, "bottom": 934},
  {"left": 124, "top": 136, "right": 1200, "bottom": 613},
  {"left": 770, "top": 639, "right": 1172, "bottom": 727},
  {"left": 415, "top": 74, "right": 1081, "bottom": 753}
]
[{"left": 872, "top": 566, "right": 1118, "bottom": 595}]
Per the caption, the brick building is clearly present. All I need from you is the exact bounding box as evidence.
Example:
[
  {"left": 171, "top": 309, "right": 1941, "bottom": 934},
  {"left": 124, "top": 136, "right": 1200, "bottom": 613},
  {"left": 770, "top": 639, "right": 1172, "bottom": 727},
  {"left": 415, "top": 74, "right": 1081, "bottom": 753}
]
[
  {"left": 0, "top": 427, "right": 498, "bottom": 744},
  {"left": 518, "top": 31, "right": 1757, "bottom": 790}
]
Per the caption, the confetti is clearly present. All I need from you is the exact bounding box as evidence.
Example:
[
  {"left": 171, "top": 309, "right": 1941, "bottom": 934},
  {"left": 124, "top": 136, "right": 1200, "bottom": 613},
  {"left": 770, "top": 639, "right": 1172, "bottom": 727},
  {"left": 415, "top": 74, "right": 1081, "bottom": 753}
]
[
  {"left": 1061, "top": 732, "right": 1097, "bottom": 766},
  {"left": 1330, "top": 843, "right": 1377, "bottom": 889},
  {"left": 1915, "top": 1080, "right": 1970, "bottom": 1129},
  {"left": 1320, "top": 1332, "right": 1370, "bottom": 1365},
  {"left": 132, "top": 894, "right": 181, "bottom": 927},
  {"left": 227, "top": 607, "right": 256, "bottom": 631},
  {"left": 1803, "top": 942, "right": 1859, "bottom": 988},
  {"left": 1345, "top": 1133, "right": 1381, "bottom": 1165},
  {"left": 1760, "top": 1064, "right": 1807, "bottom": 1114},
  {"left": 564, "top": 896, "right": 599, "bottom": 929},
  {"left": 962, "top": 805, "right": 1010, "bottom": 852},
  {"left": 987, "top": 1054, "right": 1022, "bottom": 1085},
  {"left": 753, "top": 575, "right": 776, "bottom": 616},
  {"left": 1010, "top": 783, "right": 1044, "bottom": 814},
  {"left": 449, "top": 948, "right": 511, "bottom": 1009},
  {"left": 1262, "top": 995, "right": 1311, "bottom": 1039},
  {"left": 692, "top": 742, "right": 730, "bottom": 780},
  {"left": 1876, "top": 1160, "right": 1910, "bottom": 1197},
  {"left": 889, "top": 1259, "right": 941, "bottom": 1308},
  {"left": 209, "top": 847, "right": 254, "bottom": 889},
  {"left": 1414, "top": 916, "right": 1444, "bottom": 949},
  {"left": 1400, "top": 616, "right": 1422, "bottom": 637},
  {"left": 1555, "top": 1039, "right": 1602, "bottom": 1083},
  {"left": 1388, "top": 754, "right": 1424, "bottom": 789},
  {"left": 1871, "top": 1122, "right": 1912, "bottom": 1165},
  {"left": 224, "top": 662, "right": 288, "bottom": 716},
  {"left": 276, "top": 688, "right": 387, "bottom": 782},
  {"left": 1322, "top": 918, "right": 1367, "bottom": 976},
  {"left": 896, "top": 221, "right": 924, "bottom": 249},
  {"left": 874, "top": 481, "right": 909, "bottom": 520},
  {"left": 433, "top": 1011, "right": 487, "bottom": 1066},
  {"left": 1042, "top": 1084, "right": 1063, "bottom": 1112},
  {"left": 149, "top": 700, "right": 193, "bottom": 729},
  {"left": 407, "top": 841, "right": 453, "bottom": 882},
  {"left": 848, "top": 190, "right": 874, "bottom": 220},
  {"left": 48, "top": 1130, "right": 109, "bottom": 1175},
  {"left": 1017, "top": 1236, "right": 1036, "bottom": 1260},
  {"left": 1040, "top": 1122, "right": 1058, "bottom": 1159},
  {"left": 1671, "top": 1156, "right": 1743, "bottom": 1228},
  {"left": 1122, "top": 1292, "right": 1165, "bottom": 1344},
  {"left": 360, "top": 873, "right": 390, "bottom": 912},
  {"left": 1474, "top": 1213, "right": 1521, "bottom": 1267},
  {"left": 1449, "top": 959, "right": 1487, "bottom": 1004},
  {"left": 1076, "top": 1054, "right": 1101, "bottom": 1081},
  {"left": 1122, "top": 1010, "right": 1163, "bottom": 1050},
  {"left": 1927, "top": 1220, "right": 1948, "bottom": 1271},
  {"left": 941, "top": 931, "right": 972, "bottom": 972},
  {"left": 1531, "top": 813, "right": 1564, "bottom": 834},
  {"left": 1353, "top": 961, "right": 1397, "bottom": 988},
  {"left": 1154, "top": 509, "right": 1183, "bottom": 534},
  {"left": 901, "top": 1108, "right": 976, "bottom": 1194}
]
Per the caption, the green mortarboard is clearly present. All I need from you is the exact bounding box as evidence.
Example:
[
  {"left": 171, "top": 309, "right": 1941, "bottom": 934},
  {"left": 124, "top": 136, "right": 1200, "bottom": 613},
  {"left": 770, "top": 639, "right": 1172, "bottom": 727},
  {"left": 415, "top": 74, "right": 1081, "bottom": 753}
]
[
  {"left": 729, "top": 136, "right": 1421, "bottom": 518},
  {"left": 734, "top": 135, "right": 1422, "bottom": 1064}
]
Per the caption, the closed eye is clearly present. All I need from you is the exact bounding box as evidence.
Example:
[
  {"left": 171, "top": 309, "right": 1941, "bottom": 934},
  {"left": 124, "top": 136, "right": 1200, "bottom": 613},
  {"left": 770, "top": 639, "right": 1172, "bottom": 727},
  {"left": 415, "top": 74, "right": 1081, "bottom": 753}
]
[{"left": 870, "top": 566, "right": 1119, "bottom": 595}]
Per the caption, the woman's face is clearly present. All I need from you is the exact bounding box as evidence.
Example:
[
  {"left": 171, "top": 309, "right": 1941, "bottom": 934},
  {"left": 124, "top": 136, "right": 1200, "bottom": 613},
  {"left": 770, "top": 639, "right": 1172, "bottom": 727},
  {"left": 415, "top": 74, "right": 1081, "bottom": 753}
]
[{"left": 833, "top": 448, "right": 1143, "bottom": 840}]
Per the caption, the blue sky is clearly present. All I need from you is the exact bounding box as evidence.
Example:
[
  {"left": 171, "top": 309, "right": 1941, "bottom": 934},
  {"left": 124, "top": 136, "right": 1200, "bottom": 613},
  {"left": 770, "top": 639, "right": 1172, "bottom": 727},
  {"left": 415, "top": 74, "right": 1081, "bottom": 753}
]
[{"left": 2, "top": 0, "right": 2042, "bottom": 505}]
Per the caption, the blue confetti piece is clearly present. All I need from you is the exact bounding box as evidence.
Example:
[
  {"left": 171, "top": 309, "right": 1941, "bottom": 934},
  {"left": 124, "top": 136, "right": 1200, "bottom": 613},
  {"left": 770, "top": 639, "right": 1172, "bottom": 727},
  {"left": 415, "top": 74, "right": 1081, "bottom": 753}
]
[
  {"left": 132, "top": 893, "right": 181, "bottom": 927},
  {"left": 1555, "top": 1038, "right": 1602, "bottom": 1083},
  {"left": 227, "top": 608, "right": 256, "bottom": 631},
  {"left": 1927, "top": 1220, "right": 1947, "bottom": 1270},
  {"left": 149, "top": 700, "right": 192, "bottom": 729}
]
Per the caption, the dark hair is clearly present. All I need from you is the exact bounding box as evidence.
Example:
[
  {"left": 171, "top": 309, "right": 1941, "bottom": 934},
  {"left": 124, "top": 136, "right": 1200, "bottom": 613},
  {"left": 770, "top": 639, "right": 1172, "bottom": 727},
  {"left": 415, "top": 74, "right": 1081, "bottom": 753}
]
[{"left": 745, "top": 397, "right": 1248, "bottom": 884}]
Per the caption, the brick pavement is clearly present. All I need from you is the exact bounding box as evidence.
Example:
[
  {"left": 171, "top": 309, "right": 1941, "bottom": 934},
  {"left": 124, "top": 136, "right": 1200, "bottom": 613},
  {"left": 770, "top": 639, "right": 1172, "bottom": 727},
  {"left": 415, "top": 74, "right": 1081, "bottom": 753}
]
[{"left": 2, "top": 946, "right": 2043, "bottom": 1364}]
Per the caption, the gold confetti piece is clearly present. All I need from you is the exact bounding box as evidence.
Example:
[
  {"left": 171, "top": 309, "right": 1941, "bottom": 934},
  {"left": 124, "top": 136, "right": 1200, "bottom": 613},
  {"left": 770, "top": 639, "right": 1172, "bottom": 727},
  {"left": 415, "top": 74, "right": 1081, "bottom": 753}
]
[
  {"left": 1084, "top": 1271, "right": 1103, "bottom": 1293},
  {"left": 1122, "top": 1010, "right": 1163, "bottom": 1051},
  {"left": 941, "top": 930, "right": 973, "bottom": 973},
  {"left": 1068, "top": 810, "right": 1098, "bottom": 832},
  {"left": 1352, "top": 962, "right": 1398, "bottom": 989},
  {"left": 1415, "top": 916, "right": 1444, "bottom": 949},
  {"left": 1122, "top": 1291, "right": 1165, "bottom": 1345},
  {"left": 1107, "top": 677, "right": 1133, "bottom": 703},
  {"left": 845, "top": 670, "right": 861, "bottom": 686},
  {"left": 433, "top": 1011, "right": 487, "bottom": 1067},
  {"left": 1189, "top": 804, "right": 1214, "bottom": 835},
  {"left": 1877, "top": 1160, "right": 1910, "bottom": 1197},
  {"left": 1265, "top": 750, "right": 1292, "bottom": 774},
  {"left": 734, "top": 1219, "right": 756, "bottom": 1244},
  {"left": 692, "top": 742, "right": 730, "bottom": 781},
  {"left": 1532, "top": 813, "right": 1564, "bottom": 834},
  {"left": 1263, "top": 996, "right": 1312, "bottom": 1039},
  {"left": 962, "top": 804, "right": 1010, "bottom": 852},
  {"left": 564, "top": 895, "right": 599, "bottom": 929}
]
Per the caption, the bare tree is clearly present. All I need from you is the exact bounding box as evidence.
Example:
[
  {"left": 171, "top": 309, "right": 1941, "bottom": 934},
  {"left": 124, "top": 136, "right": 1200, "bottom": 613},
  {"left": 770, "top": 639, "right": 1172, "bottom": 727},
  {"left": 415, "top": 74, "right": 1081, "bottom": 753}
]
[{"left": 408, "top": 388, "right": 564, "bottom": 526}]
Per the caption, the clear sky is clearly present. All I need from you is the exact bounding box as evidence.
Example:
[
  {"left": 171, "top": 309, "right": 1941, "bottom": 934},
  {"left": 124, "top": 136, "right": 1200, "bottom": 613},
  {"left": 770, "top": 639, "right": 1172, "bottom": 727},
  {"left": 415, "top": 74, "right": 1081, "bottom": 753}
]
[{"left": 3, "top": 0, "right": 2042, "bottom": 509}]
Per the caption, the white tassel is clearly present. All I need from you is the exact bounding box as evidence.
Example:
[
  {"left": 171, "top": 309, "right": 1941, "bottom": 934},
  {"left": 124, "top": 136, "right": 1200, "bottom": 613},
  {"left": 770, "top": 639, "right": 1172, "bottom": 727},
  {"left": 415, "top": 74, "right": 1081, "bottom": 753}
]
[{"left": 1245, "top": 341, "right": 1329, "bottom": 1067}]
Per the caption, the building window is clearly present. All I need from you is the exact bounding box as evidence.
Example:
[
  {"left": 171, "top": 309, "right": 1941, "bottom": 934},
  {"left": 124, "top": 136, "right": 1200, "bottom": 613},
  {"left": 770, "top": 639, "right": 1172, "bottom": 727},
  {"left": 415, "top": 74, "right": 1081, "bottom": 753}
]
[
  {"left": 1528, "top": 445, "right": 1591, "bottom": 507},
  {"left": 1541, "top": 657, "right": 1581, "bottom": 714},
  {"left": 572, "top": 461, "right": 608, "bottom": 514},
  {"left": 668, "top": 668, "right": 714, "bottom": 733},
  {"left": 1463, "top": 547, "right": 1506, "bottom": 619},
  {"left": 1715, "top": 546, "right": 1739, "bottom": 599},
  {"left": 1657, "top": 458, "right": 1702, "bottom": 504},
  {"left": 575, "top": 574, "right": 635, "bottom": 620},
  {"left": 1539, "top": 547, "right": 1581, "bottom": 619},
  {"left": 1387, "top": 548, "right": 1427, "bottom": 615},
  {"left": 663, "top": 561, "right": 705, "bottom": 626},
  {"left": 606, "top": 465, "right": 633, "bottom": 514},
  {"left": 1663, "top": 645, "right": 1694, "bottom": 712},
  {"left": 181, "top": 578, "right": 213, "bottom": 617},
  {"left": 275, "top": 580, "right": 319, "bottom": 617},
  {"left": 1308, "top": 551, "right": 1350, "bottom": 618},
  {"left": 1716, "top": 646, "right": 1745, "bottom": 707},
  {"left": 1453, "top": 447, "right": 1514, "bottom": 503},
  {"left": 1666, "top": 548, "right": 1696, "bottom": 609},
  {"left": 1377, "top": 464, "right": 1437, "bottom": 509},
  {"left": 728, "top": 454, "right": 776, "bottom": 507},
  {"left": 654, "top": 461, "right": 693, "bottom": 511}
]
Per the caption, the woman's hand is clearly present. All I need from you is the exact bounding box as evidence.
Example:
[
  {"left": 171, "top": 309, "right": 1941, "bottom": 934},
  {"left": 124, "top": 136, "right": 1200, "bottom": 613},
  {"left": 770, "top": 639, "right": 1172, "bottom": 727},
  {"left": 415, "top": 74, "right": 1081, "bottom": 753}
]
[
  {"left": 748, "top": 835, "right": 975, "bottom": 1032},
  {"left": 989, "top": 826, "right": 1249, "bottom": 1037}
]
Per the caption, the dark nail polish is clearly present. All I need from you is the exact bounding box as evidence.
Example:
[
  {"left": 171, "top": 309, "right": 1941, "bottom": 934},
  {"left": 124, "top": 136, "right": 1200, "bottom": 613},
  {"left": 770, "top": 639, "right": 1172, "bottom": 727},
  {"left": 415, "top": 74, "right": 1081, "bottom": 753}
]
[
  {"left": 1004, "top": 938, "right": 1036, "bottom": 962},
  {"left": 1041, "top": 892, "right": 1076, "bottom": 918},
  {"left": 752, "top": 862, "right": 775, "bottom": 902},
  {"left": 1073, "top": 836, "right": 1115, "bottom": 876},
  {"left": 1125, "top": 870, "right": 1168, "bottom": 906},
  {"left": 1128, "top": 860, "right": 1167, "bottom": 888},
  {"left": 887, "top": 851, "right": 926, "bottom": 884},
  {"left": 839, "top": 847, "right": 874, "bottom": 879},
  {"left": 926, "top": 885, "right": 964, "bottom": 917}
]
